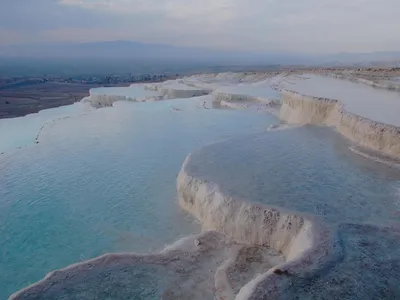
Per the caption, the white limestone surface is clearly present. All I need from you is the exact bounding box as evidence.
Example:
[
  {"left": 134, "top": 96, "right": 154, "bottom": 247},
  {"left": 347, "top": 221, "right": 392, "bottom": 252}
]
[
  {"left": 325, "top": 72, "right": 400, "bottom": 91},
  {"left": 87, "top": 84, "right": 162, "bottom": 107},
  {"left": 6, "top": 71, "right": 400, "bottom": 300},
  {"left": 89, "top": 73, "right": 284, "bottom": 108},
  {"left": 9, "top": 231, "right": 285, "bottom": 300},
  {"left": 213, "top": 86, "right": 281, "bottom": 108},
  {"left": 0, "top": 102, "right": 92, "bottom": 153},
  {"left": 282, "top": 74, "right": 400, "bottom": 127},
  {"left": 159, "top": 82, "right": 208, "bottom": 98},
  {"left": 280, "top": 89, "right": 400, "bottom": 159}
]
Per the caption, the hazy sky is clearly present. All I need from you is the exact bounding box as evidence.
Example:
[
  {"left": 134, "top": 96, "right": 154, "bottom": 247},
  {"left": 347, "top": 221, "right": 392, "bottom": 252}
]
[{"left": 0, "top": 0, "right": 399, "bottom": 53}]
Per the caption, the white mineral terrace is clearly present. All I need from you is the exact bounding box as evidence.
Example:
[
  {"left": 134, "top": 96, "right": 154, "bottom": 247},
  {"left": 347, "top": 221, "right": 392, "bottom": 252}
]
[
  {"left": 281, "top": 74, "right": 400, "bottom": 127},
  {"left": 82, "top": 72, "right": 400, "bottom": 159},
  {"left": 8, "top": 71, "right": 400, "bottom": 299},
  {"left": 214, "top": 86, "right": 280, "bottom": 101}
]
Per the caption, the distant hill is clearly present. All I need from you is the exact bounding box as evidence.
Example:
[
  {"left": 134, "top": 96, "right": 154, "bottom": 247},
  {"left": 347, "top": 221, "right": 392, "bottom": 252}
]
[
  {"left": 318, "top": 51, "right": 400, "bottom": 67},
  {"left": 0, "top": 41, "right": 311, "bottom": 65},
  {"left": 0, "top": 41, "right": 399, "bottom": 68}
]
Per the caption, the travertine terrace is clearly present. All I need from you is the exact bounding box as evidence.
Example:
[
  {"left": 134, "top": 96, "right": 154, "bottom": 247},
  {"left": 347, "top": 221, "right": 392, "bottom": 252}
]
[{"left": 9, "top": 68, "right": 400, "bottom": 299}]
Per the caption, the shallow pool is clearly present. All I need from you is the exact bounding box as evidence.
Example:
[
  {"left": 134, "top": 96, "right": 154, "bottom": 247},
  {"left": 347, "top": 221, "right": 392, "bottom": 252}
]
[
  {"left": 0, "top": 97, "right": 276, "bottom": 298},
  {"left": 187, "top": 126, "right": 400, "bottom": 224},
  {"left": 283, "top": 74, "right": 400, "bottom": 126}
]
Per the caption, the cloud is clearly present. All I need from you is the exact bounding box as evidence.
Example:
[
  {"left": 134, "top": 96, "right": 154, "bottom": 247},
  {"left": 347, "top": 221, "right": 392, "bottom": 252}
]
[{"left": 1, "top": 0, "right": 400, "bottom": 52}]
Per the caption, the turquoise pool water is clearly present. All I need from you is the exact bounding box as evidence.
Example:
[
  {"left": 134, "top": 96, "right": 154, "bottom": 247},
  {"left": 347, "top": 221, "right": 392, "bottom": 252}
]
[
  {"left": 0, "top": 98, "right": 276, "bottom": 298},
  {"left": 0, "top": 102, "right": 92, "bottom": 153}
]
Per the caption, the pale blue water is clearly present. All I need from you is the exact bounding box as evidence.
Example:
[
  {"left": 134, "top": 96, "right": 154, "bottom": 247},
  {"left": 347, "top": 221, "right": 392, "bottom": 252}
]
[
  {"left": 0, "top": 102, "right": 92, "bottom": 153},
  {"left": 283, "top": 74, "right": 400, "bottom": 126},
  {"left": 184, "top": 126, "right": 400, "bottom": 299},
  {"left": 187, "top": 126, "right": 400, "bottom": 225},
  {"left": 2, "top": 94, "right": 400, "bottom": 299},
  {"left": 0, "top": 98, "right": 276, "bottom": 298}
]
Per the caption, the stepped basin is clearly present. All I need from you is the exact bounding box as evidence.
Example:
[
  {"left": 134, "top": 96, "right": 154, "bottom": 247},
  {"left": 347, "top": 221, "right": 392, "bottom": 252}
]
[
  {"left": 5, "top": 72, "right": 400, "bottom": 299},
  {"left": 146, "top": 81, "right": 209, "bottom": 99},
  {"left": 87, "top": 84, "right": 162, "bottom": 107},
  {"left": 213, "top": 85, "right": 281, "bottom": 111},
  {"left": 178, "top": 126, "right": 400, "bottom": 299},
  {"left": 1, "top": 97, "right": 277, "bottom": 299},
  {"left": 282, "top": 74, "right": 400, "bottom": 126},
  {"left": 280, "top": 74, "right": 400, "bottom": 159},
  {"left": 214, "top": 86, "right": 280, "bottom": 102},
  {"left": 184, "top": 126, "right": 400, "bottom": 224},
  {"left": 10, "top": 124, "right": 400, "bottom": 299}
]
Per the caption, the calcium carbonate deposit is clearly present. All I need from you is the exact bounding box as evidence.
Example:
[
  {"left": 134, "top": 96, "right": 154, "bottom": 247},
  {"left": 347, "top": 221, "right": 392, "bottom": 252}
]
[
  {"left": 3, "top": 71, "right": 400, "bottom": 299},
  {"left": 280, "top": 74, "right": 400, "bottom": 159}
]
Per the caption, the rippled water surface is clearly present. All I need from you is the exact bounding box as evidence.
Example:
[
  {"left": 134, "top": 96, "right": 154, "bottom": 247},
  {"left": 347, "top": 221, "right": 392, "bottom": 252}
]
[
  {"left": 0, "top": 98, "right": 276, "bottom": 298},
  {"left": 187, "top": 126, "right": 400, "bottom": 224},
  {"left": 0, "top": 102, "right": 92, "bottom": 152}
]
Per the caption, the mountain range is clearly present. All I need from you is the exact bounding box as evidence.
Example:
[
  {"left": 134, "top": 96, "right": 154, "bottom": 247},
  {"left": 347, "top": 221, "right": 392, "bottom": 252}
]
[{"left": 0, "top": 41, "right": 399, "bottom": 66}]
